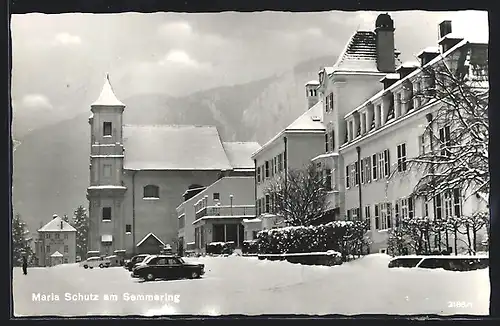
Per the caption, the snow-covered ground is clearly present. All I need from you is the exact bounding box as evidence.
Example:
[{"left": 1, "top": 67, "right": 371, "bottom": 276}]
[{"left": 13, "top": 254, "right": 489, "bottom": 316}]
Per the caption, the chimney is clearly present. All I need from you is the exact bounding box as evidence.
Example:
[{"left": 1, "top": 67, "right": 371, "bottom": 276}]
[
  {"left": 437, "top": 20, "right": 463, "bottom": 53},
  {"left": 52, "top": 214, "right": 58, "bottom": 219},
  {"left": 305, "top": 81, "right": 320, "bottom": 109},
  {"left": 375, "top": 13, "right": 396, "bottom": 73},
  {"left": 60, "top": 221, "right": 63, "bottom": 230}
]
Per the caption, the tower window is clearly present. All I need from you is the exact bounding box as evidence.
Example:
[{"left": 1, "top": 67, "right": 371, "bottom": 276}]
[
  {"left": 102, "top": 207, "right": 112, "bottom": 221},
  {"left": 125, "top": 224, "right": 132, "bottom": 234},
  {"left": 213, "top": 192, "right": 220, "bottom": 200},
  {"left": 103, "top": 122, "right": 112, "bottom": 136},
  {"left": 143, "top": 185, "right": 160, "bottom": 199}
]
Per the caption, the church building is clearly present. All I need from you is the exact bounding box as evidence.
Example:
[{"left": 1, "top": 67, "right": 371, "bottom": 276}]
[{"left": 87, "top": 76, "right": 258, "bottom": 256}]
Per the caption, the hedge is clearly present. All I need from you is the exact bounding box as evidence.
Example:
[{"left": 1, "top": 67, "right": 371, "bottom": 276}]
[{"left": 256, "top": 220, "right": 369, "bottom": 260}]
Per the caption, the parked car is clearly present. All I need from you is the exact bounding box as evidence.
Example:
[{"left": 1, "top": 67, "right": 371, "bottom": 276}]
[
  {"left": 388, "top": 255, "right": 489, "bottom": 271},
  {"left": 124, "top": 254, "right": 150, "bottom": 271},
  {"left": 80, "top": 256, "right": 111, "bottom": 269},
  {"left": 131, "top": 255, "right": 205, "bottom": 281},
  {"left": 105, "top": 255, "right": 122, "bottom": 267}
]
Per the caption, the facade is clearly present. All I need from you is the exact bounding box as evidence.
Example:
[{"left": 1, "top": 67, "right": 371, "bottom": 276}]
[
  {"left": 310, "top": 16, "right": 488, "bottom": 253},
  {"left": 177, "top": 176, "right": 256, "bottom": 253},
  {"left": 248, "top": 87, "right": 327, "bottom": 234},
  {"left": 35, "top": 215, "right": 77, "bottom": 266},
  {"left": 87, "top": 76, "right": 259, "bottom": 256}
]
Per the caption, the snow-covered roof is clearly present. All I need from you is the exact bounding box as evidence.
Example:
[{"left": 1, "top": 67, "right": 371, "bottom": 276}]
[
  {"left": 136, "top": 232, "right": 165, "bottom": 247},
  {"left": 417, "top": 46, "right": 440, "bottom": 57},
  {"left": 101, "top": 235, "right": 113, "bottom": 242},
  {"left": 222, "top": 142, "right": 261, "bottom": 170},
  {"left": 398, "top": 61, "right": 420, "bottom": 69},
  {"left": 438, "top": 33, "right": 464, "bottom": 44},
  {"left": 344, "top": 39, "right": 470, "bottom": 120},
  {"left": 38, "top": 216, "right": 76, "bottom": 232},
  {"left": 332, "top": 30, "right": 379, "bottom": 73},
  {"left": 51, "top": 251, "right": 63, "bottom": 258},
  {"left": 243, "top": 218, "right": 262, "bottom": 223},
  {"left": 305, "top": 80, "right": 320, "bottom": 86},
  {"left": 380, "top": 73, "right": 400, "bottom": 81},
  {"left": 251, "top": 100, "right": 325, "bottom": 158},
  {"left": 311, "top": 152, "right": 340, "bottom": 161},
  {"left": 88, "top": 185, "right": 127, "bottom": 190},
  {"left": 91, "top": 74, "right": 125, "bottom": 107},
  {"left": 123, "top": 125, "right": 233, "bottom": 171}
]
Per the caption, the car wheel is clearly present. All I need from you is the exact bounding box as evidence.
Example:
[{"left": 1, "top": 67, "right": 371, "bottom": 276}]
[
  {"left": 190, "top": 271, "right": 200, "bottom": 279},
  {"left": 146, "top": 273, "right": 155, "bottom": 281},
  {"left": 83, "top": 265, "right": 88, "bottom": 269},
  {"left": 99, "top": 264, "right": 104, "bottom": 268}
]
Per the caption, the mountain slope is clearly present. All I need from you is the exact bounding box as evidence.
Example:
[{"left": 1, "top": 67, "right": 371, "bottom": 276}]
[{"left": 13, "top": 55, "right": 335, "bottom": 236}]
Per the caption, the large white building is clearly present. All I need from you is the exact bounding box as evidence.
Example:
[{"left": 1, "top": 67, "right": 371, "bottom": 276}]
[
  {"left": 251, "top": 13, "right": 489, "bottom": 254},
  {"left": 312, "top": 15, "right": 488, "bottom": 253}
]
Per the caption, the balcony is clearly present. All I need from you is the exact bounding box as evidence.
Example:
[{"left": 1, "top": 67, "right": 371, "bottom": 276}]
[
  {"left": 325, "top": 190, "right": 341, "bottom": 210},
  {"left": 194, "top": 205, "right": 255, "bottom": 220}
]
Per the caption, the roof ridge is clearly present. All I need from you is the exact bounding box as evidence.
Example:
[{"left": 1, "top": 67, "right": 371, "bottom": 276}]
[{"left": 123, "top": 124, "right": 217, "bottom": 129}]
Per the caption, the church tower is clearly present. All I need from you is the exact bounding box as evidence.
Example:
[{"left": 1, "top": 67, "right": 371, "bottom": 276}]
[{"left": 86, "top": 74, "right": 127, "bottom": 256}]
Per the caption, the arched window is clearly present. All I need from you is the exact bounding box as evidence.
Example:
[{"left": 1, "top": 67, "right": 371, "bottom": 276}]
[{"left": 143, "top": 185, "right": 160, "bottom": 199}]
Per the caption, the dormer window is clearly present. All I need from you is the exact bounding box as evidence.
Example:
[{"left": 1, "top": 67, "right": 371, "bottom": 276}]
[
  {"left": 103, "top": 122, "right": 112, "bottom": 136},
  {"left": 143, "top": 185, "right": 160, "bottom": 199}
]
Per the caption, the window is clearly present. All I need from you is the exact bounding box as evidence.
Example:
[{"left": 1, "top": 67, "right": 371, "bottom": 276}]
[
  {"left": 143, "top": 185, "right": 160, "bottom": 199},
  {"left": 265, "top": 194, "right": 270, "bottom": 213},
  {"left": 102, "top": 207, "right": 112, "bottom": 221},
  {"left": 396, "top": 93, "right": 402, "bottom": 117},
  {"left": 360, "top": 159, "right": 365, "bottom": 184},
  {"left": 444, "top": 191, "right": 453, "bottom": 218},
  {"left": 328, "top": 93, "right": 334, "bottom": 111},
  {"left": 350, "top": 164, "right": 357, "bottom": 187},
  {"left": 46, "top": 245, "right": 50, "bottom": 253},
  {"left": 372, "top": 154, "right": 378, "bottom": 180},
  {"left": 257, "top": 199, "right": 261, "bottom": 215},
  {"left": 419, "top": 134, "right": 426, "bottom": 155},
  {"left": 257, "top": 166, "right": 261, "bottom": 183},
  {"left": 397, "top": 143, "right": 407, "bottom": 172},
  {"left": 395, "top": 200, "right": 400, "bottom": 227},
  {"left": 64, "top": 233, "right": 68, "bottom": 240},
  {"left": 45, "top": 233, "right": 50, "bottom": 239},
  {"left": 434, "top": 194, "right": 442, "bottom": 220},
  {"left": 424, "top": 201, "right": 429, "bottom": 217},
  {"left": 384, "top": 149, "right": 390, "bottom": 177},
  {"left": 103, "top": 122, "right": 112, "bottom": 136},
  {"left": 55, "top": 233, "right": 60, "bottom": 239},
  {"left": 408, "top": 196, "right": 414, "bottom": 218},
  {"left": 325, "top": 133, "right": 329, "bottom": 152},
  {"left": 439, "top": 126, "right": 451, "bottom": 157},
  {"left": 325, "top": 93, "right": 330, "bottom": 112},
  {"left": 381, "top": 203, "right": 392, "bottom": 229},
  {"left": 453, "top": 188, "right": 461, "bottom": 217},
  {"left": 378, "top": 152, "right": 385, "bottom": 179},
  {"left": 347, "top": 209, "right": 352, "bottom": 221},
  {"left": 364, "top": 158, "right": 371, "bottom": 183},
  {"left": 126, "top": 224, "right": 132, "bottom": 234},
  {"left": 345, "top": 165, "right": 350, "bottom": 188},
  {"left": 278, "top": 154, "right": 283, "bottom": 172},
  {"left": 374, "top": 204, "right": 380, "bottom": 230},
  {"left": 351, "top": 208, "right": 360, "bottom": 221},
  {"left": 354, "top": 162, "right": 360, "bottom": 185},
  {"left": 415, "top": 82, "right": 422, "bottom": 108},
  {"left": 64, "top": 245, "right": 68, "bottom": 253},
  {"left": 179, "top": 216, "right": 185, "bottom": 228},
  {"left": 401, "top": 198, "right": 408, "bottom": 219},
  {"left": 103, "top": 164, "right": 112, "bottom": 178},
  {"left": 213, "top": 192, "right": 220, "bottom": 200},
  {"left": 365, "top": 205, "right": 371, "bottom": 230},
  {"left": 330, "top": 130, "right": 335, "bottom": 151},
  {"left": 64, "top": 258, "right": 68, "bottom": 263},
  {"left": 325, "top": 169, "right": 332, "bottom": 191},
  {"left": 265, "top": 161, "right": 270, "bottom": 178}
]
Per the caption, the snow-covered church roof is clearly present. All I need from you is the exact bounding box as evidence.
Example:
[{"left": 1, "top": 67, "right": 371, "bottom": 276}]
[
  {"left": 38, "top": 215, "right": 76, "bottom": 232},
  {"left": 91, "top": 74, "right": 125, "bottom": 107}
]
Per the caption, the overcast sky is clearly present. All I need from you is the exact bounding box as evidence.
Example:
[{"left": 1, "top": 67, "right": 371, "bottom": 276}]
[{"left": 11, "top": 10, "right": 488, "bottom": 122}]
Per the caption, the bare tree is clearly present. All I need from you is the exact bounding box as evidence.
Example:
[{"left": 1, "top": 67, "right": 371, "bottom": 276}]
[
  {"left": 408, "top": 44, "right": 488, "bottom": 201},
  {"left": 264, "top": 163, "right": 328, "bottom": 227}
]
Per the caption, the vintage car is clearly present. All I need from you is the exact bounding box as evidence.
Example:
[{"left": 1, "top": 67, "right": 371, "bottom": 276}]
[
  {"left": 388, "top": 255, "right": 489, "bottom": 271},
  {"left": 80, "top": 256, "right": 111, "bottom": 269},
  {"left": 124, "top": 254, "right": 150, "bottom": 271},
  {"left": 131, "top": 255, "right": 205, "bottom": 281}
]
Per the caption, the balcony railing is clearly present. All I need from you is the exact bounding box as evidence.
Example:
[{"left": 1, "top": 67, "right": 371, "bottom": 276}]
[{"left": 195, "top": 205, "right": 255, "bottom": 220}]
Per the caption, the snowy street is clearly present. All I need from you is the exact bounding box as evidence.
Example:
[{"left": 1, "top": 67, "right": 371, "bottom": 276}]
[{"left": 13, "top": 254, "right": 489, "bottom": 316}]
